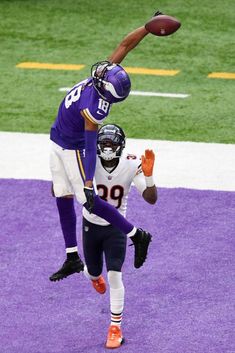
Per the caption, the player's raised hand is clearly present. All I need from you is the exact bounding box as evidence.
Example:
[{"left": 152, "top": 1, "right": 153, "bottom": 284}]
[{"left": 141, "top": 149, "right": 155, "bottom": 177}]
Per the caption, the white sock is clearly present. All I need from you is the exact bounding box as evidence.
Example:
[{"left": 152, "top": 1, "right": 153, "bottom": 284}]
[
  {"left": 108, "top": 271, "right": 124, "bottom": 327},
  {"left": 83, "top": 265, "right": 100, "bottom": 281},
  {"left": 66, "top": 246, "right": 78, "bottom": 253}
]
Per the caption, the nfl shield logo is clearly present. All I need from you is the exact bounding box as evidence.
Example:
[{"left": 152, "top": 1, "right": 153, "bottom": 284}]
[{"left": 108, "top": 175, "right": 112, "bottom": 180}]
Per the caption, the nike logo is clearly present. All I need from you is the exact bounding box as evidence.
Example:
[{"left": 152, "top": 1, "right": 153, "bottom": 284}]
[{"left": 97, "top": 111, "right": 104, "bottom": 115}]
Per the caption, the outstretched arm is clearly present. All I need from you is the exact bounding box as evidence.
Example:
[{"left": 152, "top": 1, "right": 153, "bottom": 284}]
[{"left": 108, "top": 26, "right": 149, "bottom": 64}]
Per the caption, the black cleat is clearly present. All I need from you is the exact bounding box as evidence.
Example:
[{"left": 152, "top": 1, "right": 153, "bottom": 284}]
[
  {"left": 130, "top": 228, "right": 152, "bottom": 268},
  {"left": 49, "top": 256, "right": 84, "bottom": 282}
]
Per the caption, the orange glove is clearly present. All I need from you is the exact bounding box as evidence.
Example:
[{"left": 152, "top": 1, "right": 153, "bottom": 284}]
[{"left": 141, "top": 149, "right": 155, "bottom": 177}]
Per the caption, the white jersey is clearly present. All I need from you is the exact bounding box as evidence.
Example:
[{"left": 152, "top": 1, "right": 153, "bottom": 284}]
[{"left": 83, "top": 153, "right": 147, "bottom": 226}]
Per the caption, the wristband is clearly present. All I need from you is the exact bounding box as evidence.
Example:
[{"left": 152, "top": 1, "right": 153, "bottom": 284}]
[
  {"left": 145, "top": 176, "right": 155, "bottom": 187},
  {"left": 84, "top": 186, "right": 93, "bottom": 191}
]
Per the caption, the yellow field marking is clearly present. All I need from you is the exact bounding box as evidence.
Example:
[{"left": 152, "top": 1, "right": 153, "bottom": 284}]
[
  {"left": 16, "top": 62, "right": 85, "bottom": 71},
  {"left": 16, "top": 62, "right": 179, "bottom": 76},
  {"left": 208, "top": 72, "right": 235, "bottom": 79},
  {"left": 15, "top": 63, "right": 235, "bottom": 79},
  {"left": 124, "top": 67, "right": 179, "bottom": 76}
]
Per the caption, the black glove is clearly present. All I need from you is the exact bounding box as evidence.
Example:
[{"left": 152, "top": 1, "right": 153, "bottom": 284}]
[
  {"left": 84, "top": 186, "right": 94, "bottom": 213},
  {"left": 154, "top": 10, "right": 163, "bottom": 16}
]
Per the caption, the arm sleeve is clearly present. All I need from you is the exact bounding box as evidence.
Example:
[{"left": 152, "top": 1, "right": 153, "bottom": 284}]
[{"left": 84, "top": 130, "right": 98, "bottom": 181}]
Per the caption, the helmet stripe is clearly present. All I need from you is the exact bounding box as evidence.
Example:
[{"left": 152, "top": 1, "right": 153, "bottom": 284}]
[{"left": 103, "top": 80, "right": 126, "bottom": 99}]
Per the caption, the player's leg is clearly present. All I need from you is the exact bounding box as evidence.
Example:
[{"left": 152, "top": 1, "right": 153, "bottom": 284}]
[
  {"left": 82, "top": 218, "right": 106, "bottom": 294},
  {"left": 103, "top": 226, "right": 126, "bottom": 348},
  {"left": 75, "top": 152, "right": 152, "bottom": 268},
  {"left": 91, "top": 196, "right": 152, "bottom": 268},
  {"left": 49, "top": 143, "right": 84, "bottom": 281}
]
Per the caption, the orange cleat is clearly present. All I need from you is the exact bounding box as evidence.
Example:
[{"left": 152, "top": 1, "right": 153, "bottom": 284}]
[
  {"left": 92, "top": 275, "right": 106, "bottom": 294},
  {"left": 105, "top": 325, "right": 124, "bottom": 349}
]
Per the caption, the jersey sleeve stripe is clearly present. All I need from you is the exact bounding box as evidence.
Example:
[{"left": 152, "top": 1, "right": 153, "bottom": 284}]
[
  {"left": 82, "top": 108, "right": 98, "bottom": 125},
  {"left": 75, "top": 150, "right": 86, "bottom": 181}
]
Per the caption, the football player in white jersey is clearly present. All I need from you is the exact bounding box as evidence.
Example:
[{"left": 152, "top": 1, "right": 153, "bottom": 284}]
[{"left": 82, "top": 124, "right": 157, "bottom": 348}]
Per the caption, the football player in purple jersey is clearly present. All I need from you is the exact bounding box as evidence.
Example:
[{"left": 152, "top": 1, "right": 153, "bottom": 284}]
[
  {"left": 49, "top": 14, "right": 161, "bottom": 282},
  {"left": 81, "top": 124, "right": 157, "bottom": 348}
]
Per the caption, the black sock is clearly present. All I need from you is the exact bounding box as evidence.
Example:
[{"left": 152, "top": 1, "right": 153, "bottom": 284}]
[{"left": 67, "top": 252, "right": 79, "bottom": 260}]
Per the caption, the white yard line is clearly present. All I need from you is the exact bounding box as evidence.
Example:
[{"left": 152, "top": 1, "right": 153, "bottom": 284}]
[
  {"left": 58, "top": 87, "right": 190, "bottom": 99},
  {"left": 130, "top": 91, "right": 189, "bottom": 98},
  {"left": 0, "top": 132, "right": 234, "bottom": 191}
]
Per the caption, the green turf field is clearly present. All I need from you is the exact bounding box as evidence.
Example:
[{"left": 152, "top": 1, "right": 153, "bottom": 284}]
[{"left": 0, "top": 0, "right": 234, "bottom": 143}]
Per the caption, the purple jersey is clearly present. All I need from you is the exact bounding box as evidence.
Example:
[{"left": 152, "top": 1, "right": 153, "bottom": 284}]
[{"left": 50, "top": 78, "right": 111, "bottom": 149}]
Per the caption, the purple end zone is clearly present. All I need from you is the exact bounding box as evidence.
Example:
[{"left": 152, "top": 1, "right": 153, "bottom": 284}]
[{"left": 0, "top": 179, "right": 234, "bottom": 353}]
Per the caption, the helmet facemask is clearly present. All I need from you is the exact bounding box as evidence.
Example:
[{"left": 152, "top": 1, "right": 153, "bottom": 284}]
[
  {"left": 98, "top": 140, "right": 122, "bottom": 161},
  {"left": 97, "top": 124, "right": 126, "bottom": 161}
]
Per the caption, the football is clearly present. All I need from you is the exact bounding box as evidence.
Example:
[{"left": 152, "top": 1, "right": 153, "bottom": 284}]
[{"left": 145, "top": 15, "right": 181, "bottom": 36}]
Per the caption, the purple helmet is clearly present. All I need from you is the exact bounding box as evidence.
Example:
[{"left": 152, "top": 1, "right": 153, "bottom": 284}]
[{"left": 91, "top": 61, "right": 131, "bottom": 103}]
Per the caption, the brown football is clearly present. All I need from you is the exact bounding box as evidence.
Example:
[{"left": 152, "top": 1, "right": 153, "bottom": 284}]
[{"left": 145, "top": 15, "right": 181, "bottom": 36}]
